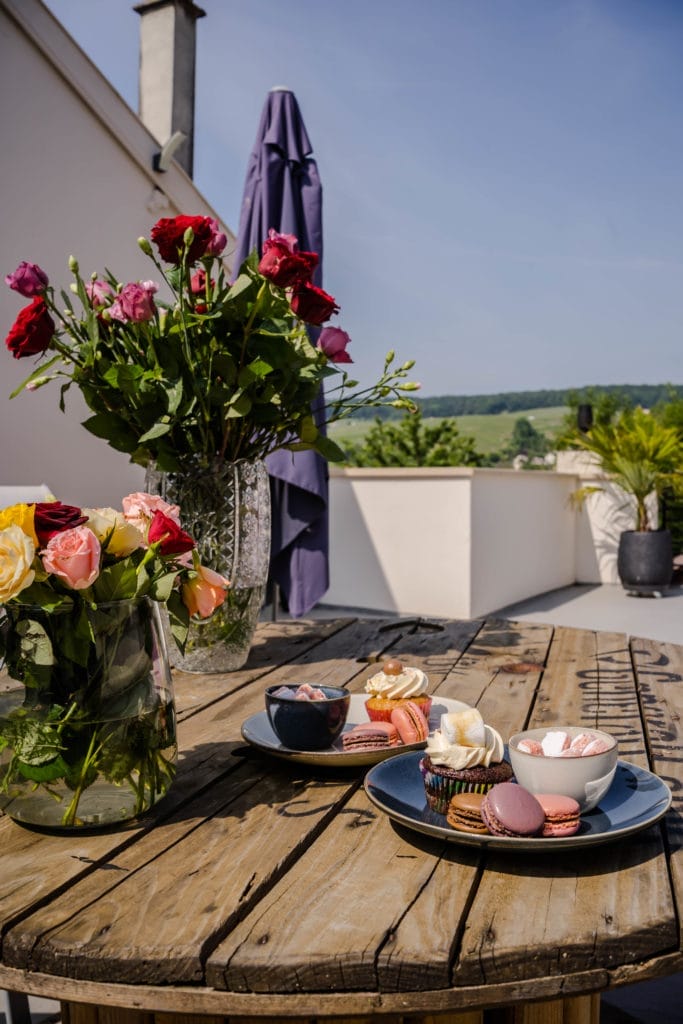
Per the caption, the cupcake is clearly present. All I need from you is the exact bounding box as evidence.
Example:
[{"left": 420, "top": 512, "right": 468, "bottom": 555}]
[
  {"left": 364, "top": 658, "right": 431, "bottom": 722},
  {"left": 420, "top": 704, "right": 512, "bottom": 814}
]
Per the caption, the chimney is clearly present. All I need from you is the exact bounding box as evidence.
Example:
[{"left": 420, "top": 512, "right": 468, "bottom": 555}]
[{"left": 134, "top": 0, "right": 205, "bottom": 177}]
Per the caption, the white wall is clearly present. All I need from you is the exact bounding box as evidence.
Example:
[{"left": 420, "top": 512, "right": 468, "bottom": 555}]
[
  {"left": 0, "top": 0, "right": 234, "bottom": 508},
  {"left": 328, "top": 469, "right": 473, "bottom": 617},
  {"left": 469, "top": 470, "right": 576, "bottom": 616},
  {"left": 328, "top": 467, "right": 580, "bottom": 618}
]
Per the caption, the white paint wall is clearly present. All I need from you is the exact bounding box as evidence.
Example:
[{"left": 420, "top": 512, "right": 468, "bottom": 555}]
[
  {"left": 0, "top": 0, "right": 233, "bottom": 508},
  {"left": 328, "top": 469, "right": 473, "bottom": 617},
  {"left": 327, "top": 464, "right": 629, "bottom": 618}
]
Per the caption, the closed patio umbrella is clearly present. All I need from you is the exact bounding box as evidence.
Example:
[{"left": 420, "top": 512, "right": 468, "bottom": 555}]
[{"left": 232, "top": 87, "right": 328, "bottom": 617}]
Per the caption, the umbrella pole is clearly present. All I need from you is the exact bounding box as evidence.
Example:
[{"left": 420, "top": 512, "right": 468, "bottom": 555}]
[{"left": 271, "top": 582, "right": 280, "bottom": 621}]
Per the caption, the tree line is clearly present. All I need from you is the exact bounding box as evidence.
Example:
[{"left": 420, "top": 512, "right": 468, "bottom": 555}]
[{"left": 350, "top": 384, "right": 683, "bottom": 420}]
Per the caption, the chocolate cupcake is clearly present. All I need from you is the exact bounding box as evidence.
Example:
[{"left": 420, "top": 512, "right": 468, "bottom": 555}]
[{"left": 420, "top": 705, "right": 512, "bottom": 815}]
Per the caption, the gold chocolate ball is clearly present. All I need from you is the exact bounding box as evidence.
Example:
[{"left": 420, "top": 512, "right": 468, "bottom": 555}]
[{"left": 383, "top": 658, "right": 404, "bottom": 675}]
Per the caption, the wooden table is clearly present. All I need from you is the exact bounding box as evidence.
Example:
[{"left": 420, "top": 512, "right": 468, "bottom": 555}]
[{"left": 0, "top": 615, "right": 681, "bottom": 1024}]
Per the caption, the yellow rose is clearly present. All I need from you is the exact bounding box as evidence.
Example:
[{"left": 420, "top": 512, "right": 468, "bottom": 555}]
[
  {"left": 0, "top": 525, "right": 36, "bottom": 602},
  {"left": 0, "top": 503, "right": 38, "bottom": 547},
  {"left": 83, "top": 507, "right": 144, "bottom": 557}
]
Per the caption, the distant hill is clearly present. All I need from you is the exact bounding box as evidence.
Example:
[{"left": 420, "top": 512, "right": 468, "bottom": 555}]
[{"left": 352, "top": 384, "right": 683, "bottom": 419}]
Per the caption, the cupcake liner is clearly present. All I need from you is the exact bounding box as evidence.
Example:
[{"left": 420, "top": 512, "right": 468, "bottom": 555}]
[{"left": 419, "top": 758, "right": 497, "bottom": 816}]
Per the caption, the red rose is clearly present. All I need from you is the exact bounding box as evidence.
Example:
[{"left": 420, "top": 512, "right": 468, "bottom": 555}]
[
  {"left": 290, "top": 282, "right": 340, "bottom": 326},
  {"left": 34, "top": 502, "right": 88, "bottom": 547},
  {"left": 258, "top": 240, "right": 318, "bottom": 288},
  {"left": 5, "top": 296, "right": 55, "bottom": 358},
  {"left": 147, "top": 511, "right": 195, "bottom": 556},
  {"left": 150, "top": 216, "right": 214, "bottom": 264}
]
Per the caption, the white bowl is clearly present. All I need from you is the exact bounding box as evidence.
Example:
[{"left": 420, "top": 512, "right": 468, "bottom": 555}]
[{"left": 508, "top": 726, "right": 618, "bottom": 813}]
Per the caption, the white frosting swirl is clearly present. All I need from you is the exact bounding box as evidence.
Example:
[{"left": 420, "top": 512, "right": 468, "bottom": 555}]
[
  {"left": 426, "top": 707, "right": 504, "bottom": 770},
  {"left": 365, "top": 666, "right": 428, "bottom": 699}
]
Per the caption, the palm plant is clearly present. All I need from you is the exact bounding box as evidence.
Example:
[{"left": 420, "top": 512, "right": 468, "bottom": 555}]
[{"left": 573, "top": 407, "right": 683, "bottom": 531}]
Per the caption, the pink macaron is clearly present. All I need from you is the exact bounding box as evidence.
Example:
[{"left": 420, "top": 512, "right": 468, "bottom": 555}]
[
  {"left": 390, "top": 700, "right": 430, "bottom": 744},
  {"left": 534, "top": 793, "right": 582, "bottom": 837},
  {"left": 341, "top": 721, "right": 400, "bottom": 751}
]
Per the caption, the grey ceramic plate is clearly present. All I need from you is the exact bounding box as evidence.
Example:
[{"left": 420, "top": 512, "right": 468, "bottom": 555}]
[
  {"left": 364, "top": 751, "right": 672, "bottom": 851},
  {"left": 241, "top": 694, "right": 466, "bottom": 767}
]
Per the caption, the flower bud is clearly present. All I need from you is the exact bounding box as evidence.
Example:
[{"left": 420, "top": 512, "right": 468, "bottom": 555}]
[
  {"left": 384, "top": 349, "right": 395, "bottom": 365},
  {"left": 401, "top": 359, "right": 415, "bottom": 371},
  {"left": 399, "top": 382, "right": 421, "bottom": 391},
  {"left": 183, "top": 226, "right": 195, "bottom": 248},
  {"left": 69, "top": 283, "right": 78, "bottom": 294},
  {"left": 68, "top": 255, "right": 79, "bottom": 273},
  {"left": 138, "top": 236, "right": 154, "bottom": 256}
]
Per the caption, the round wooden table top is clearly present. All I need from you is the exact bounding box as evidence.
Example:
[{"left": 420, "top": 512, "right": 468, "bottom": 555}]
[{"left": 0, "top": 616, "right": 681, "bottom": 1024}]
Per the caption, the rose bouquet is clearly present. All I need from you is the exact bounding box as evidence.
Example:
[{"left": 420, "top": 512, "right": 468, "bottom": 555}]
[
  {"left": 0, "top": 494, "right": 228, "bottom": 827},
  {"left": 4, "top": 216, "right": 419, "bottom": 471}
]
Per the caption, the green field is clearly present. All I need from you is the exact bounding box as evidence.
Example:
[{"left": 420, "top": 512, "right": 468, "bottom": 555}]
[{"left": 329, "top": 406, "right": 569, "bottom": 456}]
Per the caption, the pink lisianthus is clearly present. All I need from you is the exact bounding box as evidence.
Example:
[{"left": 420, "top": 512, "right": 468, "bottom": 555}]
[
  {"left": 122, "top": 492, "right": 181, "bottom": 535},
  {"left": 182, "top": 564, "right": 230, "bottom": 618},
  {"left": 41, "top": 525, "right": 101, "bottom": 590},
  {"left": 5, "top": 262, "right": 49, "bottom": 297},
  {"left": 206, "top": 218, "right": 228, "bottom": 256},
  {"left": 266, "top": 229, "right": 298, "bottom": 253},
  {"left": 317, "top": 326, "right": 352, "bottom": 363},
  {"left": 85, "top": 279, "right": 114, "bottom": 309},
  {"left": 109, "top": 281, "right": 158, "bottom": 323}
]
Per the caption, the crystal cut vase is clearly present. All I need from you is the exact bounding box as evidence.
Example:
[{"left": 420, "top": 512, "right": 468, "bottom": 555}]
[
  {"left": 0, "top": 597, "right": 176, "bottom": 830},
  {"left": 146, "top": 458, "right": 271, "bottom": 673}
]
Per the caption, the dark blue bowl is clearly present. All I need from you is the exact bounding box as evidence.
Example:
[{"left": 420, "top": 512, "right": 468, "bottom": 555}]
[{"left": 265, "top": 684, "right": 351, "bottom": 751}]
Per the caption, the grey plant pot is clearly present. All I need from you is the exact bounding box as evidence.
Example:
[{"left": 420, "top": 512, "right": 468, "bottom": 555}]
[{"left": 617, "top": 529, "right": 673, "bottom": 596}]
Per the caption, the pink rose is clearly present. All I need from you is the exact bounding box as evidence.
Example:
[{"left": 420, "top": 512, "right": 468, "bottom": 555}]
[
  {"left": 109, "top": 281, "right": 158, "bottom": 323},
  {"left": 85, "top": 279, "right": 114, "bottom": 309},
  {"left": 122, "top": 492, "right": 181, "bottom": 535},
  {"left": 317, "top": 326, "right": 352, "bottom": 363},
  {"left": 5, "top": 261, "right": 49, "bottom": 297},
  {"left": 206, "top": 218, "right": 228, "bottom": 256},
  {"left": 182, "top": 564, "right": 230, "bottom": 618},
  {"left": 41, "top": 525, "right": 101, "bottom": 590}
]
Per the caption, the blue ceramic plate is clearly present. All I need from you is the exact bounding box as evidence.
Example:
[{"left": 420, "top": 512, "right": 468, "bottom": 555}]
[
  {"left": 364, "top": 751, "right": 672, "bottom": 851},
  {"left": 241, "top": 695, "right": 467, "bottom": 767}
]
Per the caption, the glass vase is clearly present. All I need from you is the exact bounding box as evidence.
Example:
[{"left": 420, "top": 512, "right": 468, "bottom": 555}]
[
  {"left": 0, "top": 598, "right": 176, "bottom": 830},
  {"left": 145, "top": 458, "right": 271, "bottom": 673}
]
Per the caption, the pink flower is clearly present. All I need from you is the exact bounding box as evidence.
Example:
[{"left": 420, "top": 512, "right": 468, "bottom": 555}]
[
  {"left": 266, "top": 229, "right": 298, "bottom": 253},
  {"left": 122, "top": 492, "right": 181, "bottom": 535},
  {"left": 109, "top": 281, "right": 158, "bottom": 323},
  {"left": 85, "top": 279, "right": 114, "bottom": 309},
  {"left": 206, "top": 218, "right": 228, "bottom": 256},
  {"left": 41, "top": 525, "right": 101, "bottom": 590},
  {"left": 182, "top": 564, "right": 230, "bottom": 618},
  {"left": 317, "top": 326, "right": 353, "bottom": 363},
  {"left": 5, "top": 262, "right": 49, "bottom": 297}
]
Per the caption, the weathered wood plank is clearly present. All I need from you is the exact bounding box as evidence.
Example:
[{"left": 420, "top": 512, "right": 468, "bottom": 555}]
[
  {"left": 631, "top": 636, "right": 683, "bottom": 920},
  {"left": 5, "top": 759, "right": 361, "bottom": 984},
  {"left": 453, "top": 627, "right": 676, "bottom": 989},
  {"left": 376, "top": 620, "right": 553, "bottom": 992},
  {"left": 206, "top": 788, "right": 468, "bottom": 995},
  {"left": 528, "top": 627, "right": 649, "bottom": 766}
]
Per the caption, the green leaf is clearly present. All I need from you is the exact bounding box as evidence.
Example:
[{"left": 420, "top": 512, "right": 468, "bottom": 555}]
[
  {"left": 92, "top": 560, "right": 139, "bottom": 602},
  {"left": 314, "top": 435, "right": 347, "bottom": 462},
  {"left": 228, "top": 273, "right": 256, "bottom": 301},
  {"left": 149, "top": 571, "right": 179, "bottom": 604},
  {"left": 225, "top": 393, "right": 252, "bottom": 418},
  {"left": 166, "top": 590, "right": 189, "bottom": 654},
  {"left": 138, "top": 420, "right": 171, "bottom": 443},
  {"left": 18, "top": 754, "right": 70, "bottom": 782}
]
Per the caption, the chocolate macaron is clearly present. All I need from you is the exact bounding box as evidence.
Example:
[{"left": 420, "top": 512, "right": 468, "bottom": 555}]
[
  {"left": 481, "top": 782, "right": 544, "bottom": 838},
  {"left": 341, "top": 721, "right": 399, "bottom": 751},
  {"left": 446, "top": 792, "right": 488, "bottom": 834}
]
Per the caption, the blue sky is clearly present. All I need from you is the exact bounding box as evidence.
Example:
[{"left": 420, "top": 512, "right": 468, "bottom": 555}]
[{"left": 45, "top": 0, "right": 682, "bottom": 398}]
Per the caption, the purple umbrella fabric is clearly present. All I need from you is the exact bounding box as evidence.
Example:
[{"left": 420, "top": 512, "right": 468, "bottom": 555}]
[{"left": 232, "top": 87, "right": 329, "bottom": 617}]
